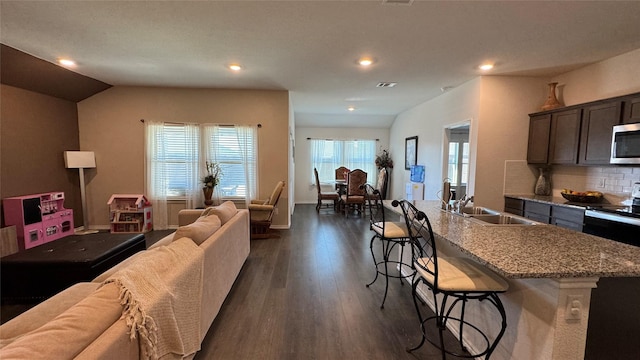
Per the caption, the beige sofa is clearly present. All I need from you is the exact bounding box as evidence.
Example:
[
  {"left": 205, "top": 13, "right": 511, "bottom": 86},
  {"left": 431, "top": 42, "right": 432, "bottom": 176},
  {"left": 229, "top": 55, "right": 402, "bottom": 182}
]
[{"left": 0, "top": 201, "right": 250, "bottom": 360}]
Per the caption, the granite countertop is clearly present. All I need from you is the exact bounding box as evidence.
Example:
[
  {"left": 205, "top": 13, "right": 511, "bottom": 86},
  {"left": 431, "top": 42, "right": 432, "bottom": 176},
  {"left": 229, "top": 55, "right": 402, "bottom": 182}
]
[{"left": 383, "top": 200, "right": 640, "bottom": 280}]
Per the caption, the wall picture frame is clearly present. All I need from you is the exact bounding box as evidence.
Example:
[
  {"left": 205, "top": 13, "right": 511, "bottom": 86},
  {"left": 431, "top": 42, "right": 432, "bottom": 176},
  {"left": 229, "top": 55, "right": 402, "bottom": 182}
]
[{"left": 405, "top": 136, "right": 418, "bottom": 170}]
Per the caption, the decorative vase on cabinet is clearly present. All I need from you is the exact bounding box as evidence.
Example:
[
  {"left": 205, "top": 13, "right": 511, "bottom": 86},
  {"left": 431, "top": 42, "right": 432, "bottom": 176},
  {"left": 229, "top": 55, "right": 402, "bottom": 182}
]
[
  {"left": 542, "top": 82, "right": 563, "bottom": 111},
  {"left": 534, "top": 167, "right": 552, "bottom": 196}
]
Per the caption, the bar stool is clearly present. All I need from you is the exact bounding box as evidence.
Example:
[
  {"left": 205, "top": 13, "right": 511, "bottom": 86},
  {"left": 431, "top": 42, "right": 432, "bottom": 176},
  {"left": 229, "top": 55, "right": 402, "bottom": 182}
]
[
  {"left": 395, "top": 200, "right": 508, "bottom": 359},
  {"left": 363, "top": 184, "right": 415, "bottom": 308}
]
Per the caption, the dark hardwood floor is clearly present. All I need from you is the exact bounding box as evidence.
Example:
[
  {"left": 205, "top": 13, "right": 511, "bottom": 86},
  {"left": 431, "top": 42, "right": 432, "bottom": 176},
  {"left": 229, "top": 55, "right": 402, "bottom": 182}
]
[
  {"left": 1, "top": 207, "right": 453, "bottom": 359},
  {"left": 195, "top": 204, "right": 444, "bottom": 360}
]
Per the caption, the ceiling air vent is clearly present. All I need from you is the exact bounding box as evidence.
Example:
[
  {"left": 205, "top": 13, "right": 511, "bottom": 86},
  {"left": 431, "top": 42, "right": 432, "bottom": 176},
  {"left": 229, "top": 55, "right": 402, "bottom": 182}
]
[
  {"left": 382, "top": 0, "right": 413, "bottom": 5},
  {"left": 376, "top": 82, "right": 398, "bottom": 88}
]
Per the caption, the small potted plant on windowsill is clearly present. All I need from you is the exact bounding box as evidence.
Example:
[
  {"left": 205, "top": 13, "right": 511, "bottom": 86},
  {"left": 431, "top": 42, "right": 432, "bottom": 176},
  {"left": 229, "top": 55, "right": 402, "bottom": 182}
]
[{"left": 203, "top": 161, "right": 222, "bottom": 206}]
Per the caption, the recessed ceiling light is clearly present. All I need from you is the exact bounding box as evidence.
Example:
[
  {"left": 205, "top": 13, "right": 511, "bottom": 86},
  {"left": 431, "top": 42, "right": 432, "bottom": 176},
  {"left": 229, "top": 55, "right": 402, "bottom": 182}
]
[
  {"left": 479, "top": 63, "right": 494, "bottom": 71},
  {"left": 358, "top": 57, "right": 375, "bottom": 67},
  {"left": 347, "top": 106, "right": 356, "bottom": 112},
  {"left": 58, "top": 58, "right": 76, "bottom": 67},
  {"left": 228, "top": 64, "right": 243, "bottom": 71}
]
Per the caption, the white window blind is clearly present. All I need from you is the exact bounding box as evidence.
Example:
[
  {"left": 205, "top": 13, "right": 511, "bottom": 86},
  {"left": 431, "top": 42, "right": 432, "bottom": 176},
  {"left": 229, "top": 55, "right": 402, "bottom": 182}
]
[
  {"left": 310, "top": 139, "right": 376, "bottom": 183},
  {"left": 203, "top": 125, "right": 257, "bottom": 200},
  {"left": 146, "top": 122, "right": 257, "bottom": 202}
]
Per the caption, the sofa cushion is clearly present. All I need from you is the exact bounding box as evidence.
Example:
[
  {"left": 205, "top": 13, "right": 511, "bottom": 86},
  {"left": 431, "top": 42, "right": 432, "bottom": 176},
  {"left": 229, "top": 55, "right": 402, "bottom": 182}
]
[
  {"left": 202, "top": 201, "right": 238, "bottom": 225},
  {"left": 0, "top": 282, "right": 101, "bottom": 347},
  {"left": 0, "top": 282, "right": 123, "bottom": 359},
  {"left": 173, "top": 214, "right": 221, "bottom": 245}
]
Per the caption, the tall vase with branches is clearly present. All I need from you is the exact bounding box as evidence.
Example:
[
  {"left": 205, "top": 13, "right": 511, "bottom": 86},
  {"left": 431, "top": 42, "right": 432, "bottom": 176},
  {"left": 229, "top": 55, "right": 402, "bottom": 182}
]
[{"left": 203, "top": 161, "right": 222, "bottom": 206}]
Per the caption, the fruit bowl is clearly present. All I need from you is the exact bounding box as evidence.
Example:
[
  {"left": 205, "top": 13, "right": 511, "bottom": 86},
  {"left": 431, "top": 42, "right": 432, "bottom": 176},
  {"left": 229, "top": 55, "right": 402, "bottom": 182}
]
[{"left": 560, "top": 190, "right": 604, "bottom": 203}]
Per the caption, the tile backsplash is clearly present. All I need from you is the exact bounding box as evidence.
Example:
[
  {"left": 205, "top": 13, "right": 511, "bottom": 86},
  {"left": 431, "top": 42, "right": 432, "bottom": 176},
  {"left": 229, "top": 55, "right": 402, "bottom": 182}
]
[{"left": 504, "top": 160, "right": 640, "bottom": 204}]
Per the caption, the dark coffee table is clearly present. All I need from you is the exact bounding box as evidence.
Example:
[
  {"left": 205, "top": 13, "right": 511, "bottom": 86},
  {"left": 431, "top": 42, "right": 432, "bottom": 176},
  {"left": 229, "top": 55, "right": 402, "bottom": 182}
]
[{"left": 1, "top": 232, "right": 146, "bottom": 302}]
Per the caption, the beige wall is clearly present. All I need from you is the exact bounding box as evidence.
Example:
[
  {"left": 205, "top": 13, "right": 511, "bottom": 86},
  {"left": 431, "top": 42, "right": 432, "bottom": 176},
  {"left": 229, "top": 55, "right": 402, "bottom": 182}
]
[
  {"left": 474, "top": 76, "right": 548, "bottom": 209},
  {"left": 554, "top": 48, "right": 640, "bottom": 106},
  {"left": 77, "top": 86, "right": 290, "bottom": 229},
  {"left": 0, "top": 84, "right": 83, "bottom": 227},
  {"left": 389, "top": 78, "right": 481, "bottom": 204}
]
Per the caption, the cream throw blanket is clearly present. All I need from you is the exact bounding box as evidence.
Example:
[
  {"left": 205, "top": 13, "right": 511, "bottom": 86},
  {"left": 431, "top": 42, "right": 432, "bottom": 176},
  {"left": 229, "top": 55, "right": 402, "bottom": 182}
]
[{"left": 102, "top": 237, "right": 204, "bottom": 360}]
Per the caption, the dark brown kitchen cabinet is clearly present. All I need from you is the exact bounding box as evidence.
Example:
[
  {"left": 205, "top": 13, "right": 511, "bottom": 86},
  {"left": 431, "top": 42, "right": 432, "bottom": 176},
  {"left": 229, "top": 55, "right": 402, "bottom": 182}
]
[
  {"left": 523, "top": 201, "right": 551, "bottom": 223},
  {"left": 548, "top": 109, "right": 582, "bottom": 164},
  {"left": 507, "top": 197, "right": 585, "bottom": 231},
  {"left": 622, "top": 95, "right": 640, "bottom": 124},
  {"left": 579, "top": 100, "right": 622, "bottom": 165},
  {"left": 551, "top": 206, "right": 584, "bottom": 231},
  {"left": 504, "top": 197, "right": 524, "bottom": 216},
  {"left": 527, "top": 114, "right": 552, "bottom": 164}
]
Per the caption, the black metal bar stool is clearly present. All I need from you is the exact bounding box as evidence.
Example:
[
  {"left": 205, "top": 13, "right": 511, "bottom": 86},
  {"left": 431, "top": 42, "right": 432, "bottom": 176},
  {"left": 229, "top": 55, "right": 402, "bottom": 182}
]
[
  {"left": 363, "top": 184, "right": 415, "bottom": 308},
  {"left": 395, "top": 200, "right": 508, "bottom": 359}
]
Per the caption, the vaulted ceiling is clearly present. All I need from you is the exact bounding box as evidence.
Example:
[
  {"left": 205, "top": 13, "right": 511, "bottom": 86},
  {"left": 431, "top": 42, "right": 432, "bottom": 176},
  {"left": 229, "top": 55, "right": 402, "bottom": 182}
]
[{"left": 2, "top": 1, "right": 640, "bottom": 127}]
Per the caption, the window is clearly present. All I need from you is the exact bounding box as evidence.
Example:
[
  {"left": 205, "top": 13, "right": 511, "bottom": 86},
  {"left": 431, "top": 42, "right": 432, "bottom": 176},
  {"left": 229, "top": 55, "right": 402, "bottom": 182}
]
[
  {"left": 203, "top": 125, "right": 257, "bottom": 199},
  {"left": 146, "top": 123, "right": 200, "bottom": 198},
  {"left": 310, "top": 139, "right": 377, "bottom": 183},
  {"left": 146, "top": 122, "right": 256, "bottom": 201}
]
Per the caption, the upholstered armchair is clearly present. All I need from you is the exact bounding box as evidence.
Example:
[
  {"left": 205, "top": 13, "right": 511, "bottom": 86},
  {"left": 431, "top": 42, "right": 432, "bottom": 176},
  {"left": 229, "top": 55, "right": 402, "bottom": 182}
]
[{"left": 249, "top": 181, "right": 285, "bottom": 239}]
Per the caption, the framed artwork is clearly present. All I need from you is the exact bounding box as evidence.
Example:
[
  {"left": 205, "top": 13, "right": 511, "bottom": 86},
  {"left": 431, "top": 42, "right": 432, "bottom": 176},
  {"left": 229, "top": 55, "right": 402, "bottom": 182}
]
[{"left": 405, "top": 136, "right": 418, "bottom": 170}]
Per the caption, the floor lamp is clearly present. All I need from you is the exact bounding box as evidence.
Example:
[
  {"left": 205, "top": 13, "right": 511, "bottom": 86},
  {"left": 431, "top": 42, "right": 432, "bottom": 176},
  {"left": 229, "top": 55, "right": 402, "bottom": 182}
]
[{"left": 64, "top": 151, "right": 99, "bottom": 235}]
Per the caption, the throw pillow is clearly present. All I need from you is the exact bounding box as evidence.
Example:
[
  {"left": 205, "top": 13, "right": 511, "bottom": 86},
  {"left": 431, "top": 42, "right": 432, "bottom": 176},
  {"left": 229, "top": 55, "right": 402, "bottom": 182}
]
[
  {"left": 206, "top": 201, "right": 238, "bottom": 225},
  {"left": 173, "top": 214, "right": 221, "bottom": 245}
]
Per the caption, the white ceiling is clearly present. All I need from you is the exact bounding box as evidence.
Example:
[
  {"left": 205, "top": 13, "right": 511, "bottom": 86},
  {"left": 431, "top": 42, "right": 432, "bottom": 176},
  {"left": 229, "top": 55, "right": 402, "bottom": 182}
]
[{"left": 2, "top": 1, "right": 640, "bottom": 128}]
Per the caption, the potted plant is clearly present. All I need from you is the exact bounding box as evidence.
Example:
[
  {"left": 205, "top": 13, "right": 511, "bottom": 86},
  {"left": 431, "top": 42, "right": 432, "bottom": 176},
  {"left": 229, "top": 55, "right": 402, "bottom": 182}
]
[
  {"left": 203, "top": 161, "right": 222, "bottom": 205},
  {"left": 375, "top": 149, "right": 393, "bottom": 170}
]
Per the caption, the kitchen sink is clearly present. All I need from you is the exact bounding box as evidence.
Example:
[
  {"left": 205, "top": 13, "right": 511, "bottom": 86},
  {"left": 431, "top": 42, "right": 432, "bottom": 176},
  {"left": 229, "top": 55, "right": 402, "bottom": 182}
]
[
  {"left": 466, "top": 214, "right": 542, "bottom": 226},
  {"left": 458, "top": 206, "right": 501, "bottom": 216}
]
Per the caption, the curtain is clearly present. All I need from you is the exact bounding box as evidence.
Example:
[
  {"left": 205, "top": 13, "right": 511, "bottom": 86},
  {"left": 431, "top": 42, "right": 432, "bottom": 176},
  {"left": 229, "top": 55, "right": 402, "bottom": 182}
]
[
  {"left": 236, "top": 125, "right": 258, "bottom": 206},
  {"left": 145, "top": 121, "right": 200, "bottom": 229},
  {"left": 203, "top": 124, "right": 257, "bottom": 206},
  {"left": 310, "top": 139, "right": 375, "bottom": 183},
  {"left": 145, "top": 121, "right": 169, "bottom": 229},
  {"left": 183, "top": 123, "right": 201, "bottom": 209}
]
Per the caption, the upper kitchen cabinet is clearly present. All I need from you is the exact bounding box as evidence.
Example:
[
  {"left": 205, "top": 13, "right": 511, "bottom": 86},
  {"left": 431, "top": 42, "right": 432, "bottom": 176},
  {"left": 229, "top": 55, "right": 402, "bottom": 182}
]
[
  {"left": 622, "top": 95, "right": 640, "bottom": 124},
  {"left": 527, "top": 114, "right": 552, "bottom": 164},
  {"left": 527, "top": 91, "right": 639, "bottom": 166},
  {"left": 527, "top": 109, "right": 581, "bottom": 165},
  {"left": 579, "top": 100, "right": 622, "bottom": 165},
  {"left": 548, "top": 108, "right": 582, "bottom": 164}
]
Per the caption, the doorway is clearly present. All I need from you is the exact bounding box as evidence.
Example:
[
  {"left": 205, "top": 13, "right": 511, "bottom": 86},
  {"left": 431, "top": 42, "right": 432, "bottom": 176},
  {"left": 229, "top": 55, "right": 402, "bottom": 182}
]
[{"left": 444, "top": 123, "right": 470, "bottom": 200}]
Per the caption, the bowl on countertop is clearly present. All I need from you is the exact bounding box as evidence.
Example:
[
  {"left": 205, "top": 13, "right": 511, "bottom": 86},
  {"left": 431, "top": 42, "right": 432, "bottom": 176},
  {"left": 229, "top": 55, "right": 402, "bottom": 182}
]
[{"left": 561, "top": 191, "right": 604, "bottom": 203}]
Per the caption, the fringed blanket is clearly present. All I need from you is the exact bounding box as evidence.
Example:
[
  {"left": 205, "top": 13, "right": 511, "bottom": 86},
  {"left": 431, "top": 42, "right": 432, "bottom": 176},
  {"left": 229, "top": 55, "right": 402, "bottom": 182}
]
[{"left": 102, "top": 237, "right": 204, "bottom": 360}]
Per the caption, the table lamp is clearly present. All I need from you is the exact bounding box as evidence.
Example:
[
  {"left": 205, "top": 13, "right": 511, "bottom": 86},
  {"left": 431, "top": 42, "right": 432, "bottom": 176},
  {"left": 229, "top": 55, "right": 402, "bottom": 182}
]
[{"left": 64, "top": 151, "right": 99, "bottom": 235}]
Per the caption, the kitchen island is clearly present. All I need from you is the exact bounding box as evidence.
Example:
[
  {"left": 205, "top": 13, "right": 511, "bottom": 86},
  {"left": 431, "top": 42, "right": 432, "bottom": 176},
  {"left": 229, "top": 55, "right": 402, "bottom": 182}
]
[{"left": 384, "top": 200, "right": 640, "bottom": 360}]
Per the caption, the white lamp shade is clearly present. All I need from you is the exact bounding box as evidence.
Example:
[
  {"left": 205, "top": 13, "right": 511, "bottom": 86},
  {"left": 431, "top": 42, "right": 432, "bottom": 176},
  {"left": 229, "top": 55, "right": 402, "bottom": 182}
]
[{"left": 64, "top": 151, "right": 96, "bottom": 168}]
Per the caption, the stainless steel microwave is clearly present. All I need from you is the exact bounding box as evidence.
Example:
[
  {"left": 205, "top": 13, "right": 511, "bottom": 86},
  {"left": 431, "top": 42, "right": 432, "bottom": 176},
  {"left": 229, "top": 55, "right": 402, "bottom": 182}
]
[{"left": 610, "top": 123, "right": 640, "bottom": 164}]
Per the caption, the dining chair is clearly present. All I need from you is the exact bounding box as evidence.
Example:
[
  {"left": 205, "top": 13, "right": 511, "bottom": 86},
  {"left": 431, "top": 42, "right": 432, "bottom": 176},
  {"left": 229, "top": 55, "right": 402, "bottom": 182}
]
[
  {"left": 340, "top": 169, "right": 366, "bottom": 217},
  {"left": 314, "top": 168, "right": 339, "bottom": 212},
  {"left": 362, "top": 184, "right": 414, "bottom": 308},
  {"left": 395, "top": 199, "right": 509, "bottom": 359},
  {"left": 364, "top": 168, "right": 388, "bottom": 214},
  {"left": 335, "top": 166, "right": 350, "bottom": 181}
]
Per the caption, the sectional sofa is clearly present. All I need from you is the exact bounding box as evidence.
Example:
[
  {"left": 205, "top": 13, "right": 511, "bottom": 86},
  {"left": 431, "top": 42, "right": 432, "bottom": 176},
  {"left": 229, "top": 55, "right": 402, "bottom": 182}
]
[{"left": 0, "top": 201, "right": 250, "bottom": 359}]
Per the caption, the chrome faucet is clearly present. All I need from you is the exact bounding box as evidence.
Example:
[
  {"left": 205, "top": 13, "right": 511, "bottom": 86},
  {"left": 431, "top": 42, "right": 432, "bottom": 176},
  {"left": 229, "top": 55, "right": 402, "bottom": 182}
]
[{"left": 452, "top": 195, "right": 474, "bottom": 214}]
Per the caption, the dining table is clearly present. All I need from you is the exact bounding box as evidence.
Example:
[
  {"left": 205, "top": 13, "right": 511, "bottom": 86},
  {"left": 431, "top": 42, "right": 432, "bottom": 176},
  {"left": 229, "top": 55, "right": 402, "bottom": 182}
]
[{"left": 333, "top": 179, "right": 347, "bottom": 195}]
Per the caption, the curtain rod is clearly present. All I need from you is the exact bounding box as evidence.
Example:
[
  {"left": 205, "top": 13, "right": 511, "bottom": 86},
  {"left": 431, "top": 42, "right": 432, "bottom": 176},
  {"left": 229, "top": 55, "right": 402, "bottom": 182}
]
[
  {"left": 306, "top": 137, "right": 379, "bottom": 141},
  {"left": 140, "top": 119, "right": 262, "bottom": 128}
]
